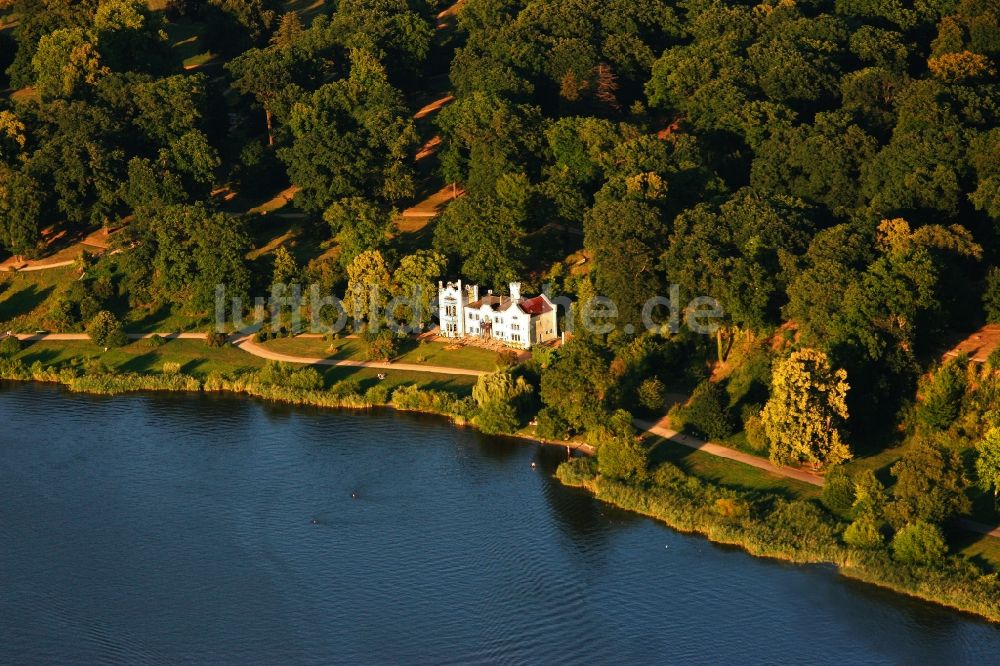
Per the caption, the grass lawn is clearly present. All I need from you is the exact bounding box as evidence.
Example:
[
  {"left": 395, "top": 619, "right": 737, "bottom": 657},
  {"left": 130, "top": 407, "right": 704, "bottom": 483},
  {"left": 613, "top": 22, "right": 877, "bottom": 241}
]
[
  {"left": 13, "top": 338, "right": 479, "bottom": 396},
  {"left": 317, "top": 365, "right": 477, "bottom": 396},
  {"left": 0, "top": 266, "right": 79, "bottom": 331},
  {"left": 124, "top": 302, "right": 212, "bottom": 334},
  {"left": 0, "top": 263, "right": 212, "bottom": 334},
  {"left": 15, "top": 339, "right": 264, "bottom": 377},
  {"left": 954, "top": 529, "right": 1000, "bottom": 573},
  {"left": 163, "top": 18, "right": 216, "bottom": 70},
  {"left": 645, "top": 433, "right": 821, "bottom": 501},
  {"left": 262, "top": 336, "right": 504, "bottom": 371}
]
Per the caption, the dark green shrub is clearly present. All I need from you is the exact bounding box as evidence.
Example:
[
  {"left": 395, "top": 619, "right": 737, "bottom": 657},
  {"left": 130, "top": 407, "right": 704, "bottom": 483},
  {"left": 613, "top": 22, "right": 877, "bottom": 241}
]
[
  {"left": 916, "top": 360, "right": 966, "bottom": 430},
  {"left": 79, "top": 295, "right": 102, "bottom": 323},
  {"left": 496, "top": 348, "right": 519, "bottom": 369},
  {"left": 329, "top": 379, "right": 362, "bottom": 400},
  {"left": 892, "top": 521, "right": 948, "bottom": 566},
  {"left": 555, "top": 456, "right": 598, "bottom": 486},
  {"left": 637, "top": 377, "right": 666, "bottom": 412},
  {"left": 888, "top": 438, "right": 971, "bottom": 525},
  {"left": 535, "top": 407, "right": 569, "bottom": 439},
  {"left": 205, "top": 331, "right": 228, "bottom": 348},
  {"left": 476, "top": 402, "right": 520, "bottom": 435},
  {"left": 91, "top": 275, "right": 115, "bottom": 300},
  {"left": 682, "top": 381, "right": 735, "bottom": 441},
  {"left": 844, "top": 514, "right": 884, "bottom": 549},
  {"left": 364, "top": 384, "right": 390, "bottom": 405},
  {"left": 596, "top": 436, "right": 649, "bottom": 482},
  {"left": 821, "top": 467, "right": 857, "bottom": 516},
  {"left": 363, "top": 329, "right": 398, "bottom": 361},
  {"left": 989, "top": 347, "right": 1000, "bottom": 371},
  {"left": 145, "top": 334, "right": 166, "bottom": 348},
  {"left": 0, "top": 335, "right": 21, "bottom": 358},
  {"left": 82, "top": 358, "right": 111, "bottom": 375},
  {"left": 650, "top": 461, "right": 686, "bottom": 488},
  {"left": 86, "top": 311, "right": 127, "bottom": 348},
  {"left": 983, "top": 266, "right": 1000, "bottom": 324},
  {"left": 256, "top": 361, "right": 323, "bottom": 390}
]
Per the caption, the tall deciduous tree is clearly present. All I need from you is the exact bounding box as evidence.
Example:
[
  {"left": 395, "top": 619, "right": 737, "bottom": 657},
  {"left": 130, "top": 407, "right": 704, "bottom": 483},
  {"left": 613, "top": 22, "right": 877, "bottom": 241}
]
[
  {"left": 86, "top": 309, "right": 126, "bottom": 348},
  {"left": 433, "top": 174, "right": 531, "bottom": 289},
  {"left": 322, "top": 196, "right": 393, "bottom": 267},
  {"left": 344, "top": 249, "right": 391, "bottom": 326},
  {"left": 976, "top": 427, "right": 1000, "bottom": 510},
  {"left": 278, "top": 50, "right": 416, "bottom": 212},
  {"left": 761, "top": 348, "right": 851, "bottom": 468},
  {"left": 32, "top": 27, "right": 106, "bottom": 100},
  {"left": 889, "top": 438, "right": 971, "bottom": 525},
  {"left": 539, "top": 338, "right": 613, "bottom": 431},
  {"left": 0, "top": 165, "right": 43, "bottom": 258},
  {"left": 584, "top": 197, "right": 666, "bottom": 330},
  {"left": 392, "top": 249, "right": 447, "bottom": 326},
  {"left": 473, "top": 370, "right": 534, "bottom": 435}
]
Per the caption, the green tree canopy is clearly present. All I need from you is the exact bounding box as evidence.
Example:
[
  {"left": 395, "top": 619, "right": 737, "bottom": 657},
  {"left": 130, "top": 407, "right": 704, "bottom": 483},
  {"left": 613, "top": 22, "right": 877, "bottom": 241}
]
[{"left": 760, "top": 348, "right": 851, "bottom": 469}]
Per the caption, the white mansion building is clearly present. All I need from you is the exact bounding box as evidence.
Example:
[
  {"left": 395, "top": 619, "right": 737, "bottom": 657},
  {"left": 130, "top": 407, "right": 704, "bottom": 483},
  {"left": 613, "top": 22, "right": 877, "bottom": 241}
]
[{"left": 438, "top": 280, "right": 558, "bottom": 350}]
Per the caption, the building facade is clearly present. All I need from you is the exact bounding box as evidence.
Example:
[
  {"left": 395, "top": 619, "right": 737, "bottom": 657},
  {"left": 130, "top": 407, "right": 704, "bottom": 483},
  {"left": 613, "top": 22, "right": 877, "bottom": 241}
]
[{"left": 438, "top": 280, "right": 558, "bottom": 350}]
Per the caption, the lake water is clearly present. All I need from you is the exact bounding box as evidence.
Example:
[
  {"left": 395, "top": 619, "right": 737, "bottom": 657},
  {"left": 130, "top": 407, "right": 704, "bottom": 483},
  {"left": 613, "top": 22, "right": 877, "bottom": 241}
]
[{"left": 2, "top": 382, "right": 1000, "bottom": 664}]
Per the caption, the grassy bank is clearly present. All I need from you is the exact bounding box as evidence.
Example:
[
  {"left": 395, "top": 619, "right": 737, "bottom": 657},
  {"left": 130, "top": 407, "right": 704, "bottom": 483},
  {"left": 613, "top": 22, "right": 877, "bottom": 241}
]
[
  {"left": 556, "top": 458, "right": 1000, "bottom": 624},
  {"left": 261, "top": 336, "right": 504, "bottom": 371},
  {"left": 11, "top": 338, "right": 479, "bottom": 393},
  {"left": 0, "top": 338, "right": 492, "bottom": 431}
]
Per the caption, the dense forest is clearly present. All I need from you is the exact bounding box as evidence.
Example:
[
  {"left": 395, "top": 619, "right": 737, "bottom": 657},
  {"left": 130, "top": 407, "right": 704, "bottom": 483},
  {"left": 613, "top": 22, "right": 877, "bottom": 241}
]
[{"left": 3, "top": 0, "right": 1000, "bottom": 590}]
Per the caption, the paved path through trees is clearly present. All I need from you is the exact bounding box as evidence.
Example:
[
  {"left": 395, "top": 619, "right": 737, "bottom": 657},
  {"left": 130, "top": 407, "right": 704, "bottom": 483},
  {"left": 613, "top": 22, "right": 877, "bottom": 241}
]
[
  {"left": 233, "top": 336, "right": 488, "bottom": 377},
  {"left": 634, "top": 416, "right": 1000, "bottom": 538}
]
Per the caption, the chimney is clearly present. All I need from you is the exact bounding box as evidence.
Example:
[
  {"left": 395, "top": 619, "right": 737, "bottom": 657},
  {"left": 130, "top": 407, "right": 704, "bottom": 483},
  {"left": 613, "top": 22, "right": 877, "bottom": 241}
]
[
  {"left": 471, "top": 284, "right": 479, "bottom": 302},
  {"left": 509, "top": 282, "right": 521, "bottom": 302}
]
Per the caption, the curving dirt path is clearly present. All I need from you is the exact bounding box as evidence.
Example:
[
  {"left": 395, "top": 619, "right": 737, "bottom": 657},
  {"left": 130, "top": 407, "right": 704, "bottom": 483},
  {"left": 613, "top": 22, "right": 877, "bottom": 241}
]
[
  {"left": 635, "top": 416, "right": 1000, "bottom": 538},
  {"left": 234, "top": 336, "right": 487, "bottom": 377},
  {"left": 9, "top": 331, "right": 486, "bottom": 377},
  {"left": 634, "top": 417, "right": 825, "bottom": 487}
]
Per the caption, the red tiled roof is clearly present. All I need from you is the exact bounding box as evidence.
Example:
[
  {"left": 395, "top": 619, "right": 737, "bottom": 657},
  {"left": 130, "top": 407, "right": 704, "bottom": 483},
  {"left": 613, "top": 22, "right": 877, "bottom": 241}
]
[{"left": 519, "top": 296, "right": 552, "bottom": 315}]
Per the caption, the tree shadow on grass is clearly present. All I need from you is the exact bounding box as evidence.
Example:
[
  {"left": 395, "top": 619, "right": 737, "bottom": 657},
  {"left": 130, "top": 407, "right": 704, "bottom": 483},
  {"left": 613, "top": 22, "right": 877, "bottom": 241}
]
[
  {"left": 17, "top": 347, "right": 64, "bottom": 366},
  {"left": 116, "top": 351, "right": 163, "bottom": 373},
  {"left": 319, "top": 365, "right": 476, "bottom": 397},
  {"left": 181, "top": 358, "right": 210, "bottom": 375},
  {"left": 0, "top": 284, "right": 55, "bottom": 323},
  {"left": 947, "top": 526, "right": 999, "bottom": 574},
  {"left": 646, "top": 435, "right": 805, "bottom": 501}
]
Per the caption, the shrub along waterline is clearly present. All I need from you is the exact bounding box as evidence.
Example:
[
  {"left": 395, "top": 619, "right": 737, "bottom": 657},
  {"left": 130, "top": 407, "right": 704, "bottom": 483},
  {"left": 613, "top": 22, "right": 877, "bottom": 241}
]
[
  {"left": 0, "top": 357, "right": 474, "bottom": 422},
  {"left": 555, "top": 458, "right": 1000, "bottom": 623}
]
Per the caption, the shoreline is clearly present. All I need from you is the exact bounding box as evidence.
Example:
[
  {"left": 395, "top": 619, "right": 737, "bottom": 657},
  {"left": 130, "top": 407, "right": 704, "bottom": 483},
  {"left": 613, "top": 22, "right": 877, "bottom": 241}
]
[
  {"left": 0, "top": 371, "right": 594, "bottom": 456},
  {"left": 556, "top": 471, "right": 1000, "bottom": 625},
  {"left": 0, "top": 367, "right": 994, "bottom": 624}
]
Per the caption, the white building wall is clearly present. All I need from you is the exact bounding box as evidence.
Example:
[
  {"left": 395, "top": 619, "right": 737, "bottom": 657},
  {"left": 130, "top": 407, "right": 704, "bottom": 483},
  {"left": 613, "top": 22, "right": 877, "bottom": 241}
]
[
  {"left": 438, "top": 280, "right": 467, "bottom": 338},
  {"left": 438, "top": 281, "right": 557, "bottom": 350}
]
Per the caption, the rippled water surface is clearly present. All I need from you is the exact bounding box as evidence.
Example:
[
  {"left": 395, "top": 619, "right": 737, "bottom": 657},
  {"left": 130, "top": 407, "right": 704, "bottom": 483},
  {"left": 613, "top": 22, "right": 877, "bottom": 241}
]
[{"left": 2, "top": 382, "right": 1000, "bottom": 664}]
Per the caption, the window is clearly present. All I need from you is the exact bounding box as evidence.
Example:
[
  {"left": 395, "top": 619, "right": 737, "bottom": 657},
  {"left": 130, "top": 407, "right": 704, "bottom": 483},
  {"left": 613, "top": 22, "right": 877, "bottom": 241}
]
[
  {"left": 445, "top": 305, "right": 456, "bottom": 317},
  {"left": 512, "top": 323, "right": 520, "bottom": 331},
  {"left": 512, "top": 334, "right": 521, "bottom": 342}
]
